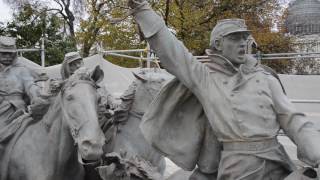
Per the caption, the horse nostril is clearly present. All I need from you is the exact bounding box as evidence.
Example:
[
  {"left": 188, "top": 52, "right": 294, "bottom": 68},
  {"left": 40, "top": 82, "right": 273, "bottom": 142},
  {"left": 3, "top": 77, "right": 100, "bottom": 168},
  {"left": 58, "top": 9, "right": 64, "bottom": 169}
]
[
  {"left": 80, "top": 140, "right": 93, "bottom": 151},
  {"left": 79, "top": 139, "right": 104, "bottom": 161}
]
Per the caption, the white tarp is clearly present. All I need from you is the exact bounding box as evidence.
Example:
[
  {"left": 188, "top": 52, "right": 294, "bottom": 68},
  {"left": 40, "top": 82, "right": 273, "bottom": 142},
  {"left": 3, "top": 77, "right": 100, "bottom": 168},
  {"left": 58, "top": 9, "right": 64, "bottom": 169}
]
[
  {"left": 17, "top": 56, "right": 43, "bottom": 70},
  {"left": 45, "top": 54, "right": 139, "bottom": 97},
  {"left": 279, "top": 74, "right": 320, "bottom": 118}
]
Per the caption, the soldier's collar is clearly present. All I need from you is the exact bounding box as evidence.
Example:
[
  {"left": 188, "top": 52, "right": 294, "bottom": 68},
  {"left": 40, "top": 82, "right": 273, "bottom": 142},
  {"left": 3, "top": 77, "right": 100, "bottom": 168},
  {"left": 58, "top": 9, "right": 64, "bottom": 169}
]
[
  {"left": 205, "top": 51, "right": 263, "bottom": 75},
  {"left": 205, "top": 53, "right": 239, "bottom": 75}
]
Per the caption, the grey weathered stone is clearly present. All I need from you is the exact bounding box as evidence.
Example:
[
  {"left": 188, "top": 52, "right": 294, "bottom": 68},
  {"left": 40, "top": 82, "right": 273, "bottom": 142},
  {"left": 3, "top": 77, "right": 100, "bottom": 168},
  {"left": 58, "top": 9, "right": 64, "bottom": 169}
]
[{"left": 2, "top": 67, "right": 105, "bottom": 180}]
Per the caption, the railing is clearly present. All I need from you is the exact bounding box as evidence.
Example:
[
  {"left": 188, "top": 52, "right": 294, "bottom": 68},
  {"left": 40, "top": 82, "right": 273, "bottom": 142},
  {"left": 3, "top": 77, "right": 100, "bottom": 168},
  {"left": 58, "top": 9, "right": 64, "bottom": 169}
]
[
  {"left": 17, "top": 36, "right": 45, "bottom": 67},
  {"left": 290, "top": 99, "right": 320, "bottom": 103},
  {"left": 100, "top": 47, "right": 320, "bottom": 62}
]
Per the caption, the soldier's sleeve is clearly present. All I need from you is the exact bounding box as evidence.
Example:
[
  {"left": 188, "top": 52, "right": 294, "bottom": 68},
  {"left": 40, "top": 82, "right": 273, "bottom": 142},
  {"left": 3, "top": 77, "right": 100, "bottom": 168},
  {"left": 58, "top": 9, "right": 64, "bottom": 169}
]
[
  {"left": 268, "top": 75, "right": 320, "bottom": 167},
  {"left": 20, "top": 67, "right": 42, "bottom": 103},
  {"left": 132, "top": 4, "right": 211, "bottom": 93}
]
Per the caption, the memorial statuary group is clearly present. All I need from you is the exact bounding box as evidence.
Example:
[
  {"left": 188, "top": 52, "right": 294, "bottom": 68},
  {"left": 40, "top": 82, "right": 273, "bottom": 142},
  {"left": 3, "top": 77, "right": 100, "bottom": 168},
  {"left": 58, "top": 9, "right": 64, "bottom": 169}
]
[{"left": 1, "top": 0, "right": 320, "bottom": 180}]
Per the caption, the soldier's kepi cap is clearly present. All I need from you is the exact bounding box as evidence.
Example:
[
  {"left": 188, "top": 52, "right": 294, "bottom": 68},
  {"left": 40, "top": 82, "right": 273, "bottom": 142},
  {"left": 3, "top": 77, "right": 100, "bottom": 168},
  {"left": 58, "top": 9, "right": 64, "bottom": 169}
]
[
  {"left": 64, "top": 51, "right": 83, "bottom": 63},
  {"left": 210, "top": 19, "right": 251, "bottom": 49},
  {"left": 0, "top": 36, "right": 17, "bottom": 53}
]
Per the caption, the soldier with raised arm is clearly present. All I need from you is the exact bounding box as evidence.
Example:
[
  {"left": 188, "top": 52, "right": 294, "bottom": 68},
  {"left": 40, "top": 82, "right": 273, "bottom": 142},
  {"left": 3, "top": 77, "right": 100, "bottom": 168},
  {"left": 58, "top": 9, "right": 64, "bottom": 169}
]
[{"left": 126, "top": 1, "right": 320, "bottom": 179}]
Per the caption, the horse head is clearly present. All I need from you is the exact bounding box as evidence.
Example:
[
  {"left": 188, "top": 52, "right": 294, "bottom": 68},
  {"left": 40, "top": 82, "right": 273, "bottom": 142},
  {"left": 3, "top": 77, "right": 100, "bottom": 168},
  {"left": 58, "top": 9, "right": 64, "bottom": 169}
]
[{"left": 60, "top": 66, "right": 106, "bottom": 161}]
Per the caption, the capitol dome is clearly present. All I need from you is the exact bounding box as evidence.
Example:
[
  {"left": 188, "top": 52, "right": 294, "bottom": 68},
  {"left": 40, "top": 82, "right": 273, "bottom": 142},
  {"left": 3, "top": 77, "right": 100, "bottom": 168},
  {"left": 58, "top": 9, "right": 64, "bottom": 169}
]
[{"left": 286, "top": 0, "right": 320, "bottom": 35}]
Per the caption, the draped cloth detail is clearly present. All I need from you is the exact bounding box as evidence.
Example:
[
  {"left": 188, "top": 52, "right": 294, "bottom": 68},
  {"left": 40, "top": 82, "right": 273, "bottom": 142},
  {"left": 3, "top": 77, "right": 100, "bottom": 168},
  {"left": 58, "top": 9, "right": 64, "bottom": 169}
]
[
  {"left": 141, "top": 78, "right": 221, "bottom": 173},
  {"left": 140, "top": 77, "right": 296, "bottom": 175},
  {"left": 0, "top": 111, "right": 38, "bottom": 180}
]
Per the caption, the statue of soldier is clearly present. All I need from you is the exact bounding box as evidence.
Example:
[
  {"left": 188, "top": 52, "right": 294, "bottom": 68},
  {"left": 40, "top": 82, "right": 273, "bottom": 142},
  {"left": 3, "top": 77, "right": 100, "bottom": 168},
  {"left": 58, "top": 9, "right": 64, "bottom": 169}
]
[
  {"left": 60, "top": 51, "right": 85, "bottom": 80},
  {"left": 126, "top": 1, "right": 320, "bottom": 179},
  {"left": 0, "top": 36, "right": 47, "bottom": 139}
]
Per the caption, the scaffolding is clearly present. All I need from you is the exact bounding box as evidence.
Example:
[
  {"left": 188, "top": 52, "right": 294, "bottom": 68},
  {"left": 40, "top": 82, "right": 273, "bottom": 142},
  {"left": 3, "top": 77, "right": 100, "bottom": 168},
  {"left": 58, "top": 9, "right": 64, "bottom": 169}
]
[{"left": 17, "top": 36, "right": 45, "bottom": 67}]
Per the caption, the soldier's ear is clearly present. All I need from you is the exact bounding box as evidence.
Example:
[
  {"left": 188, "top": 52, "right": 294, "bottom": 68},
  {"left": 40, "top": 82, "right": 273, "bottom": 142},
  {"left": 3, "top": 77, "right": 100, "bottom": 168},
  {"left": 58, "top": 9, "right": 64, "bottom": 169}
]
[{"left": 214, "top": 39, "right": 223, "bottom": 51}]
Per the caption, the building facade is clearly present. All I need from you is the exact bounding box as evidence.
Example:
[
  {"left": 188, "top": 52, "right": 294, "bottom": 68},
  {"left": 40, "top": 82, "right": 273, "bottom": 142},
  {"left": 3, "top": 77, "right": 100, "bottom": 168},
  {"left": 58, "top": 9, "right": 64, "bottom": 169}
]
[{"left": 286, "top": 0, "right": 320, "bottom": 52}]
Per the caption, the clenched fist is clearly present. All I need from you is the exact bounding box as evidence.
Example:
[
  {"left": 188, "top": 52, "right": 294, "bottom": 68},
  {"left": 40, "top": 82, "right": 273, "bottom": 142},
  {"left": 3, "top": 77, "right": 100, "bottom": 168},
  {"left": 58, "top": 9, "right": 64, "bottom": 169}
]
[{"left": 127, "top": 0, "right": 147, "bottom": 9}]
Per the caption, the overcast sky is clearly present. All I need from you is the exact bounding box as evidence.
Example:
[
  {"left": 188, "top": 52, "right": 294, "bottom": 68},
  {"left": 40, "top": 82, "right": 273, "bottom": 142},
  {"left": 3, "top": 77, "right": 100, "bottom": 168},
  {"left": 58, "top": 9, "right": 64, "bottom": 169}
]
[{"left": 0, "top": 0, "right": 12, "bottom": 23}]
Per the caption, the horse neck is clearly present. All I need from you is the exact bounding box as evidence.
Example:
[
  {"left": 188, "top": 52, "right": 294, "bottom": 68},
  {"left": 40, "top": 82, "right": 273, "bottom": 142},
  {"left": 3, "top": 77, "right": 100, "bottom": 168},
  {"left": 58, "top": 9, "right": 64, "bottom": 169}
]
[
  {"left": 130, "top": 82, "right": 155, "bottom": 115},
  {"left": 42, "top": 95, "right": 79, "bottom": 174}
]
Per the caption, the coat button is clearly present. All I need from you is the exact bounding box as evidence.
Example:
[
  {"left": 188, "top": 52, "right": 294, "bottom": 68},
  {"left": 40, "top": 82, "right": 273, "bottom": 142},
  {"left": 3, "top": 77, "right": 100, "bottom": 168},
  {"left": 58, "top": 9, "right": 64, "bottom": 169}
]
[
  {"left": 256, "top": 79, "right": 260, "bottom": 83},
  {"left": 223, "top": 81, "right": 228, "bottom": 85}
]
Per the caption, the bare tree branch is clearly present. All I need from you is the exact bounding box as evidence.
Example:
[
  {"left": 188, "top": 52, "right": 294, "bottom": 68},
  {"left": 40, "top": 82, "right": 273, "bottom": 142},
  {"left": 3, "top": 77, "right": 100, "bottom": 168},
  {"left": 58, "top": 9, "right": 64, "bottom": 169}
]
[{"left": 164, "top": 0, "right": 170, "bottom": 25}]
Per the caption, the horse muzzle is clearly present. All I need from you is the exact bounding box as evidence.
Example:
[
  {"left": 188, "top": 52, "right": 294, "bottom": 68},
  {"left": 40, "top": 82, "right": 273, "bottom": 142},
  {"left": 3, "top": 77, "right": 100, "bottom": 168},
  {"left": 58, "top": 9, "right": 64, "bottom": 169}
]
[{"left": 78, "top": 138, "right": 105, "bottom": 161}]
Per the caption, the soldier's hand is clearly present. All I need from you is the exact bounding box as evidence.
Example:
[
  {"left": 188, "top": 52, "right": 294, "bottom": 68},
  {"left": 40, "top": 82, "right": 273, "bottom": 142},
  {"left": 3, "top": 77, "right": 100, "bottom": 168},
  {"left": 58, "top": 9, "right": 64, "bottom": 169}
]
[
  {"left": 28, "top": 98, "right": 50, "bottom": 120},
  {"left": 127, "top": 0, "right": 146, "bottom": 9}
]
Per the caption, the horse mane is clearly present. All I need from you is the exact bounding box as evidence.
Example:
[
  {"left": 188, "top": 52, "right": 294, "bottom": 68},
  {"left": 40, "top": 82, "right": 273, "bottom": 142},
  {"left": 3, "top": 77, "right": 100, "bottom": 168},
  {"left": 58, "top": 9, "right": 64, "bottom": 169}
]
[
  {"left": 114, "top": 80, "right": 138, "bottom": 123},
  {"left": 116, "top": 69, "right": 171, "bottom": 118},
  {"left": 41, "top": 94, "right": 62, "bottom": 131},
  {"left": 67, "top": 67, "right": 92, "bottom": 83}
]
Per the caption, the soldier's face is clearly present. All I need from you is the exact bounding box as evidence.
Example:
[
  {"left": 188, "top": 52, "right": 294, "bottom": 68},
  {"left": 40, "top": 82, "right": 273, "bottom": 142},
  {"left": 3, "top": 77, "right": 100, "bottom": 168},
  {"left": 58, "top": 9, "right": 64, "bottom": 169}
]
[
  {"left": 68, "top": 59, "right": 84, "bottom": 75},
  {"left": 221, "top": 32, "right": 249, "bottom": 67},
  {"left": 0, "top": 52, "right": 16, "bottom": 66}
]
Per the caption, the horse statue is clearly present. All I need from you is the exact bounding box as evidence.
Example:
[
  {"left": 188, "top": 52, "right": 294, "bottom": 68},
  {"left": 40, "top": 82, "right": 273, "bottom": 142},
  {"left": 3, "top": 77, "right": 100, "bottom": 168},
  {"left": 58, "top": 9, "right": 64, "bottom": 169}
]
[
  {"left": 98, "top": 68, "right": 173, "bottom": 180},
  {"left": 4, "top": 67, "right": 106, "bottom": 180}
]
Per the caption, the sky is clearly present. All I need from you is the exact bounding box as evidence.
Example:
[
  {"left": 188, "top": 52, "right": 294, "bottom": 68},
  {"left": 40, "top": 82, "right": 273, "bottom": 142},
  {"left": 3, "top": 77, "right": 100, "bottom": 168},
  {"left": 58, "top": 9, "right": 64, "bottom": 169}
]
[{"left": 0, "top": 0, "right": 12, "bottom": 23}]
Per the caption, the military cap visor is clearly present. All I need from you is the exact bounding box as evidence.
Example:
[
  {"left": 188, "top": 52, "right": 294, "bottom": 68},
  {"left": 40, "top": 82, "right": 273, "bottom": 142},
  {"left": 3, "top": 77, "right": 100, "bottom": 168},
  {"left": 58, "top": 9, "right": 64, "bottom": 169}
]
[
  {"left": 217, "top": 19, "right": 251, "bottom": 37},
  {"left": 222, "top": 29, "right": 251, "bottom": 37},
  {"left": 64, "top": 52, "right": 83, "bottom": 63},
  {"left": 0, "top": 36, "right": 17, "bottom": 53}
]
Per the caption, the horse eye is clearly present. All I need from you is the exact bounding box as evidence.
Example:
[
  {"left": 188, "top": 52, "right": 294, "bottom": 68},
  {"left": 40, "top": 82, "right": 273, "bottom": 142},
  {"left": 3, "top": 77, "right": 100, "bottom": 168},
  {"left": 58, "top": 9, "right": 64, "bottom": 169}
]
[{"left": 66, "top": 94, "right": 74, "bottom": 101}]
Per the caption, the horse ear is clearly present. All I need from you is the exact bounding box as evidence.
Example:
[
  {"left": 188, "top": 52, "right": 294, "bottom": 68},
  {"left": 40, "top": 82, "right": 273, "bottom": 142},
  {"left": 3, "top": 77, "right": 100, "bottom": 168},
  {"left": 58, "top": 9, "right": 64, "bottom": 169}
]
[
  {"left": 91, "top": 65, "right": 104, "bottom": 83},
  {"left": 132, "top": 72, "right": 147, "bottom": 83}
]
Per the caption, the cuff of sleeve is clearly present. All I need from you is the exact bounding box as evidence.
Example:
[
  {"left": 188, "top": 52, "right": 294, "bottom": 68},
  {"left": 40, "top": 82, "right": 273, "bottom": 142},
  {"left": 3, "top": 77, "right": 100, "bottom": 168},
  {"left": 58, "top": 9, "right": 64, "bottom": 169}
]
[{"left": 132, "top": 4, "right": 166, "bottom": 38}]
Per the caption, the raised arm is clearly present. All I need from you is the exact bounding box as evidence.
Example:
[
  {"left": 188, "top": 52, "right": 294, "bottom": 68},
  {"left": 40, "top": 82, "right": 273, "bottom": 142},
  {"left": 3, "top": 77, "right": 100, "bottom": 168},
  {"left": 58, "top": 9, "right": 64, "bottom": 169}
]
[
  {"left": 268, "top": 75, "right": 320, "bottom": 167},
  {"left": 130, "top": 1, "right": 210, "bottom": 92}
]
